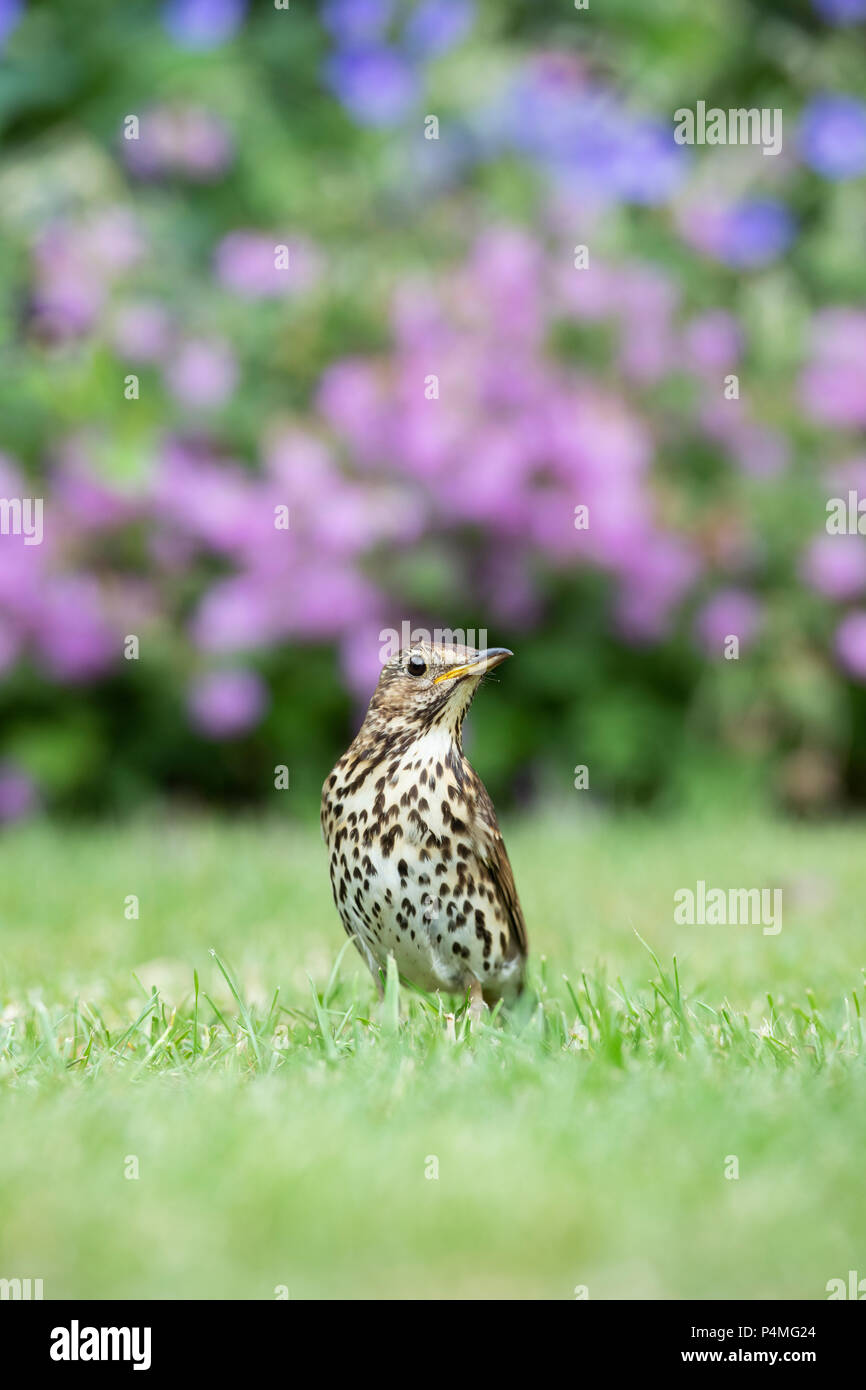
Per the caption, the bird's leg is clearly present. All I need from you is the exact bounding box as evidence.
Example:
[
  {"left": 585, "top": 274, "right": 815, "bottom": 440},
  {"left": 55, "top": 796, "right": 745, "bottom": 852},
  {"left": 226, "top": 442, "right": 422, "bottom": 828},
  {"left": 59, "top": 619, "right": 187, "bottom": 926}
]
[{"left": 468, "top": 976, "right": 484, "bottom": 1024}]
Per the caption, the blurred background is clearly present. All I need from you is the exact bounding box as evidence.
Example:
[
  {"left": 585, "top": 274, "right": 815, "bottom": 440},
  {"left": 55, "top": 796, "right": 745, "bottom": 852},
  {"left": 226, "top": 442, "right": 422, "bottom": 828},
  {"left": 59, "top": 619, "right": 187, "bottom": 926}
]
[{"left": 1, "top": 0, "right": 865, "bottom": 824}]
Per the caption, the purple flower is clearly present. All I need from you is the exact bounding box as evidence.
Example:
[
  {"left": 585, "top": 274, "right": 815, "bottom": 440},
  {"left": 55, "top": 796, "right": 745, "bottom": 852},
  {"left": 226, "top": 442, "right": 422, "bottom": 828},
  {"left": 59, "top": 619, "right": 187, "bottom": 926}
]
[
  {"left": 482, "top": 547, "right": 540, "bottom": 627},
  {"left": 682, "top": 311, "right": 743, "bottom": 373},
  {"left": 836, "top": 611, "right": 866, "bottom": 679},
  {"left": 0, "top": 0, "right": 23, "bottom": 49},
  {"left": 616, "top": 534, "right": 700, "bottom": 642},
  {"left": 35, "top": 578, "right": 116, "bottom": 682},
  {"left": 802, "top": 534, "right": 866, "bottom": 600},
  {"left": 214, "top": 231, "right": 322, "bottom": 299},
  {"left": 277, "top": 562, "right": 382, "bottom": 639},
  {"left": 187, "top": 669, "right": 267, "bottom": 738},
  {"left": 167, "top": 338, "right": 238, "bottom": 409},
  {"left": 28, "top": 215, "right": 143, "bottom": 341},
  {"left": 464, "top": 226, "right": 545, "bottom": 342},
  {"left": 679, "top": 199, "right": 795, "bottom": 268},
  {"left": 812, "top": 0, "right": 866, "bottom": 24},
  {"left": 0, "top": 513, "right": 43, "bottom": 618},
  {"left": 317, "top": 359, "right": 388, "bottom": 464},
  {"left": 0, "top": 763, "right": 37, "bottom": 824},
  {"left": 799, "top": 95, "right": 866, "bottom": 179},
  {"left": 505, "top": 61, "right": 686, "bottom": 205},
  {"left": 191, "top": 578, "right": 278, "bottom": 653},
  {"left": 312, "top": 482, "right": 424, "bottom": 555},
  {"left": 0, "top": 613, "right": 20, "bottom": 675},
  {"left": 325, "top": 47, "right": 418, "bottom": 126},
  {"left": 321, "top": 0, "right": 394, "bottom": 43},
  {"left": 695, "top": 589, "right": 762, "bottom": 656},
  {"left": 163, "top": 0, "right": 247, "bottom": 49},
  {"left": 152, "top": 442, "right": 262, "bottom": 554},
  {"left": 506, "top": 57, "right": 599, "bottom": 166},
  {"left": 828, "top": 455, "right": 866, "bottom": 499},
  {"left": 554, "top": 257, "right": 619, "bottom": 321},
  {"left": 123, "top": 106, "right": 234, "bottom": 182},
  {"left": 609, "top": 120, "right": 688, "bottom": 206},
  {"left": 339, "top": 620, "right": 390, "bottom": 701},
  {"left": 618, "top": 324, "right": 676, "bottom": 384},
  {"left": 718, "top": 199, "right": 796, "bottom": 268},
  {"left": 404, "top": 0, "right": 474, "bottom": 58},
  {"left": 87, "top": 208, "right": 145, "bottom": 270},
  {"left": 438, "top": 425, "right": 529, "bottom": 531},
  {"left": 263, "top": 428, "right": 340, "bottom": 501},
  {"left": 729, "top": 424, "right": 790, "bottom": 479},
  {"left": 800, "top": 310, "right": 866, "bottom": 428},
  {"left": 52, "top": 439, "right": 137, "bottom": 531},
  {"left": 111, "top": 301, "right": 173, "bottom": 362}
]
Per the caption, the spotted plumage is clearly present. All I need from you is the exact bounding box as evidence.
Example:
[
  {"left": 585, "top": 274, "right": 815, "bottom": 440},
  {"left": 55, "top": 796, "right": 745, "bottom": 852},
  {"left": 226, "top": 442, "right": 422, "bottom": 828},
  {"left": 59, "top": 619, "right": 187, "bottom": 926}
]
[{"left": 321, "top": 641, "right": 527, "bottom": 1005}]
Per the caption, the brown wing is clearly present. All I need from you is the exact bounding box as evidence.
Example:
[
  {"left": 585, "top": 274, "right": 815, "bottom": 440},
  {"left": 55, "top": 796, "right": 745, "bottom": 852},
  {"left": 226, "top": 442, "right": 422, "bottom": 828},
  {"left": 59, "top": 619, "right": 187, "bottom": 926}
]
[{"left": 466, "top": 769, "right": 528, "bottom": 960}]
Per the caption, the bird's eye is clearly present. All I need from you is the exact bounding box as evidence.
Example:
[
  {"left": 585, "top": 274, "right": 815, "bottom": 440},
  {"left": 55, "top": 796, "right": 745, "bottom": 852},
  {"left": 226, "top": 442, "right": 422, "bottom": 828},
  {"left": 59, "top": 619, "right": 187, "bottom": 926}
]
[{"left": 407, "top": 655, "right": 427, "bottom": 677}]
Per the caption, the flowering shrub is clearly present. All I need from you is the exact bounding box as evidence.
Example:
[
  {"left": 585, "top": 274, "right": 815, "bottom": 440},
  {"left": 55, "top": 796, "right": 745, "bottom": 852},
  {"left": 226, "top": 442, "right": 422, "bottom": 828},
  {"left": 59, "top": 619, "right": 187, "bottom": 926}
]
[{"left": 0, "top": 0, "right": 865, "bottom": 816}]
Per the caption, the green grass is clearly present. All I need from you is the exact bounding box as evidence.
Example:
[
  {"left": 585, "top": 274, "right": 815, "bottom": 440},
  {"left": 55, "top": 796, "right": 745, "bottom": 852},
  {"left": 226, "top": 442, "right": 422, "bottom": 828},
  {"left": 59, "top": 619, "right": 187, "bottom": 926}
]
[{"left": 1, "top": 811, "right": 864, "bottom": 1299}]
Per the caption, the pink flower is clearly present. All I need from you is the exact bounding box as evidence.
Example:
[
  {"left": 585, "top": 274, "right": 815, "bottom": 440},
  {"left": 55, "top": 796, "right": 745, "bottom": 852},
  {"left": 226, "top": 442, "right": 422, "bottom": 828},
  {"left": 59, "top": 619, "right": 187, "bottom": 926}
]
[
  {"left": 835, "top": 611, "right": 866, "bottom": 680},
  {"left": 52, "top": 437, "right": 138, "bottom": 531},
  {"left": 30, "top": 211, "right": 144, "bottom": 341},
  {"left": 695, "top": 588, "right": 762, "bottom": 656},
  {"left": 317, "top": 359, "right": 389, "bottom": 465},
  {"left": 187, "top": 669, "right": 268, "bottom": 738},
  {"left": 166, "top": 339, "right": 238, "bottom": 409},
  {"left": 616, "top": 533, "right": 700, "bottom": 642},
  {"left": 553, "top": 257, "right": 619, "bottom": 321},
  {"left": 0, "top": 764, "right": 38, "bottom": 824},
  {"left": 0, "top": 613, "right": 20, "bottom": 675},
  {"left": 729, "top": 424, "right": 790, "bottom": 479},
  {"left": 800, "top": 310, "right": 866, "bottom": 428},
  {"left": 339, "top": 621, "right": 390, "bottom": 701},
  {"left": 682, "top": 311, "right": 743, "bottom": 374},
  {"left": 215, "top": 231, "right": 322, "bottom": 298},
  {"left": 191, "top": 577, "right": 278, "bottom": 653},
  {"left": 802, "top": 533, "right": 866, "bottom": 600},
  {"left": 111, "top": 301, "right": 173, "bottom": 362},
  {"left": 152, "top": 442, "right": 262, "bottom": 553},
  {"left": 123, "top": 105, "right": 234, "bottom": 181},
  {"left": 35, "top": 577, "right": 116, "bottom": 682},
  {"left": 276, "top": 562, "right": 381, "bottom": 639}
]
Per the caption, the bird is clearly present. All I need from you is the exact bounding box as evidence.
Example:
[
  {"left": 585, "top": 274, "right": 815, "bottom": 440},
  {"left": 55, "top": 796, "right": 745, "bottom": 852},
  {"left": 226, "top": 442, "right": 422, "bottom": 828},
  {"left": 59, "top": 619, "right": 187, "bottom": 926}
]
[{"left": 321, "top": 640, "right": 528, "bottom": 1012}]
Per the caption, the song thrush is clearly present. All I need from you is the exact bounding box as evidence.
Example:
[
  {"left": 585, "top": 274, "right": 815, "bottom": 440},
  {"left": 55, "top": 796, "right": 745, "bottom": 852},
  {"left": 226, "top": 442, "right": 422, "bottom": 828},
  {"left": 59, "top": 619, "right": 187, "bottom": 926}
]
[{"left": 321, "top": 641, "right": 527, "bottom": 1009}]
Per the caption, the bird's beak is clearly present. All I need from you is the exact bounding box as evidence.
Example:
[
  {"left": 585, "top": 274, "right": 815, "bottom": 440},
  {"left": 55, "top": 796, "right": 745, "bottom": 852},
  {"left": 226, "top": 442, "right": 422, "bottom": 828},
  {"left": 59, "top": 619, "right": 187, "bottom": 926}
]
[{"left": 433, "top": 648, "right": 513, "bottom": 684}]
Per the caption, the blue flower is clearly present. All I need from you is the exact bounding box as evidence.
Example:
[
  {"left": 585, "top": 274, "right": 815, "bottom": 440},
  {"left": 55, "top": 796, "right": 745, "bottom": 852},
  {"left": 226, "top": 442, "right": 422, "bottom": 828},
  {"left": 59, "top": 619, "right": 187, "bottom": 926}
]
[
  {"left": 799, "top": 94, "right": 866, "bottom": 179},
  {"left": 321, "top": 0, "right": 394, "bottom": 45},
  {"left": 719, "top": 199, "right": 796, "bottom": 268},
  {"left": 0, "top": 0, "right": 23, "bottom": 49},
  {"left": 610, "top": 120, "right": 689, "bottom": 205},
  {"left": 404, "top": 0, "right": 474, "bottom": 58},
  {"left": 162, "top": 0, "right": 247, "bottom": 50},
  {"left": 325, "top": 46, "right": 418, "bottom": 127},
  {"left": 811, "top": 0, "right": 866, "bottom": 24}
]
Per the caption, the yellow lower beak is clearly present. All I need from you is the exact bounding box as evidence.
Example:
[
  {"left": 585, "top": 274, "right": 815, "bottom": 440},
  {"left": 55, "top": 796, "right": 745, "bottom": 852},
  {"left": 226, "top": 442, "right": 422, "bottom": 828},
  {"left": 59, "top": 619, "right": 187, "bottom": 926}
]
[{"left": 433, "top": 648, "right": 513, "bottom": 684}]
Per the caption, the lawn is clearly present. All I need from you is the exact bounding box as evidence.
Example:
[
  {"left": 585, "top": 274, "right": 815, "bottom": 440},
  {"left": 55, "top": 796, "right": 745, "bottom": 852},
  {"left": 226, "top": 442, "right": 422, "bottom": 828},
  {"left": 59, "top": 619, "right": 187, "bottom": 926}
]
[{"left": 0, "top": 811, "right": 864, "bottom": 1300}]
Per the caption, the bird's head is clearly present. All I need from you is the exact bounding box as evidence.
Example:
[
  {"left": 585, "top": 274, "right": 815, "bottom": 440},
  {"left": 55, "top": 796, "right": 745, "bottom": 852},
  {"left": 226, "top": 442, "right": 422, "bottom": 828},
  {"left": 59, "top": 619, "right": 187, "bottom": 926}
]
[{"left": 363, "top": 641, "right": 513, "bottom": 743}]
